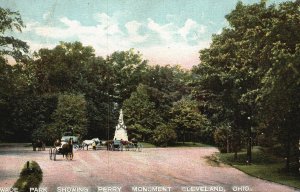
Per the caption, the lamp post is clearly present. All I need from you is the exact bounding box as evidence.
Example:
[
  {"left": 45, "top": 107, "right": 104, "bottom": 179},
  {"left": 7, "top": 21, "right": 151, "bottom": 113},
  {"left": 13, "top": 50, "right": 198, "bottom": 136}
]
[
  {"left": 227, "top": 125, "right": 231, "bottom": 153},
  {"left": 247, "top": 116, "right": 252, "bottom": 164}
]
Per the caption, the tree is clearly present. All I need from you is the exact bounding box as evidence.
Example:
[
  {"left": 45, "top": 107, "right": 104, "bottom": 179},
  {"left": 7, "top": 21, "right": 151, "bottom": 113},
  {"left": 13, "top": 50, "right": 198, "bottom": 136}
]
[
  {"left": 123, "top": 84, "right": 162, "bottom": 141},
  {"left": 170, "top": 98, "right": 210, "bottom": 144},
  {"left": 0, "top": 7, "right": 29, "bottom": 141},
  {"left": 193, "top": 0, "right": 300, "bottom": 170},
  {"left": 143, "top": 65, "right": 191, "bottom": 122},
  {"left": 31, "top": 41, "right": 95, "bottom": 94},
  {"left": 50, "top": 94, "right": 88, "bottom": 141},
  {"left": 0, "top": 7, "right": 29, "bottom": 61},
  {"left": 106, "top": 49, "right": 148, "bottom": 103},
  {"left": 152, "top": 124, "right": 177, "bottom": 147}
]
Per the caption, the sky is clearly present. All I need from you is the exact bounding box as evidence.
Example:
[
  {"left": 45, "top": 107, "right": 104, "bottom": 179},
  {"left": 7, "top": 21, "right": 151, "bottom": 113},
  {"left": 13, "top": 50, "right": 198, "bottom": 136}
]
[{"left": 0, "top": 0, "right": 290, "bottom": 68}]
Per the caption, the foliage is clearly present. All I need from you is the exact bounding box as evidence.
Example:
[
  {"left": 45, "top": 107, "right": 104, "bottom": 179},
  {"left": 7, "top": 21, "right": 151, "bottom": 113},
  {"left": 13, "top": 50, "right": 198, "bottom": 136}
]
[
  {"left": 152, "top": 124, "right": 177, "bottom": 147},
  {"left": 106, "top": 49, "right": 148, "bottom": 103},
  {"left": 0, "top": 7, "right": 29, "bottom": 141},
  {"left": 9, "top": 94, "right": 57, "bottom": 142},
  {"left": 143, "top": 65, "right": 191, "bottom": 121},
  {"left": 51, "top": 94, "right": 88, "bottom": 141},
  {"left": 13, "top": 161, "right": 43, "bottom": 192},
  {"left": 192, "top": 0, "right": 300, "bottom": 172},
  {"left": 0, "top": 7, "right": 28, "bottom": 61},
  {"left": 31, "top": 41, "right": 95, "bottom": 93},
  {"left": 170, "top": 98, "right": 210, "bottom": 143},
  {"left": 213, "top": 124, "right": 232, "bottom": 153},
  {"left": 123, "top": 84, "right": 162, "bottom": 140}
]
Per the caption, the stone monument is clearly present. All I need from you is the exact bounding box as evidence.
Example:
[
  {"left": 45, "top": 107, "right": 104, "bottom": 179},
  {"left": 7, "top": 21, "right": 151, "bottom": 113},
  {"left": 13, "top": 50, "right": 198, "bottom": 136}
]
[{"left": 113, "top": 109, "right": 128, "bottom": 141}]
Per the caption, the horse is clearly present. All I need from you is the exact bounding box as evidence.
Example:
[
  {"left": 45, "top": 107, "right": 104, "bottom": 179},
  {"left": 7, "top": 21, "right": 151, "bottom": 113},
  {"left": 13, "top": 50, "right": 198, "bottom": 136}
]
[
  {"left": 60, "top": 139, "right": 73, "bottom": 160},
  {"left": 32, "top": 140, "right": 45, "bottom": 151},
  {"left": 82, "top": 138, "right": 101, "bottom": 150},
  {"left": 120, "top": 140, "right": 132, "bottom": 151}
]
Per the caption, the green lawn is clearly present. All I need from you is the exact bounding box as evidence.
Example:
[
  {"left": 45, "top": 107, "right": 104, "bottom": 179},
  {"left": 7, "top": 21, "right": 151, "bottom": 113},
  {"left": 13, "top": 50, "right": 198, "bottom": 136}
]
[
  {"left": 140, "top": 142, "right": 157, "bottom": 148},
  {"left": 216, "top": 147, "right": 300, "bottom": 189},
  {"left": 170, "top": 142, "right": 212, "bottom": 147},
  {"left": 139, "top": 142, "right": 211, "bottom": 148}
]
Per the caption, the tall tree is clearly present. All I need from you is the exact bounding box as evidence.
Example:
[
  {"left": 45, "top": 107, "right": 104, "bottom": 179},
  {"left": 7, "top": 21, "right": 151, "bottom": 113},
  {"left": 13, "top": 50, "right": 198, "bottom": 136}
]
[
  {"left": 123, "top": 84, "right": 162, "bottom": 141},
  {"left": 0, "top": 7, "right": 28, "bottom": 141},
  {"left": 170, "top": 98, "right": 210, "bottom": 144},
  {"left": 106, "top": 49, "right": 148, "bottom": 103},
  {"left": 50, "top": 94, "right": 88, "bottom": 141}
]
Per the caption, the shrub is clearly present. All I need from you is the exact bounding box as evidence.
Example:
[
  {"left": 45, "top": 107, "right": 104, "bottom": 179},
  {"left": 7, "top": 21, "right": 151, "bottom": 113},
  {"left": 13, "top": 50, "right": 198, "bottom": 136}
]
[
  {"left": 213, "top": 127, "right": 231, "bottom": 153},
  {"left": 152, "top": 124, "right": 177, "bottom": 147},
  {"left": 13, "top": 161, "right": 43, "bottom": 192}
]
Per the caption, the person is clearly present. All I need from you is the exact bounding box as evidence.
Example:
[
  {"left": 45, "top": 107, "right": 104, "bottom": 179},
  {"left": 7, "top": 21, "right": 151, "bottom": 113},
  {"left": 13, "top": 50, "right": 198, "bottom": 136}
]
[{"left": 54, "top": 139, "right": 61, "bottom": 147}]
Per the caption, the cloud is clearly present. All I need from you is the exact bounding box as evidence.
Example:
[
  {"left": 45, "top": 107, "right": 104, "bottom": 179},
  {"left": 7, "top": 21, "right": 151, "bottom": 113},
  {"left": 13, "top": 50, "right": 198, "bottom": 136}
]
[
  {"left": 179, "top": 19, "right": 206, "bottom": 41},
  {"left": 147, "top": 18, "right": 177, "bottom": 42},
  {"left": 125, "top": 20, "right": 149, "bottom": 43},
  {"left": 23, "top": 12, "right": 210, "bottom": 68},
  {"left": 42, "top": 11, "right": 51, "bottom": 20},
  {"left": 141, "top": 40, "right": 211, "bottom": 69}
]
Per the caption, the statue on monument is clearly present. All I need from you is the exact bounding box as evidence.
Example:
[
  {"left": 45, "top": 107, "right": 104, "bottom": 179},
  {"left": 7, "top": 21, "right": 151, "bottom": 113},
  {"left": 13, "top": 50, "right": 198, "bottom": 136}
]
[{"left": 113, "top": 109, "right": 129, "bottom": 141}]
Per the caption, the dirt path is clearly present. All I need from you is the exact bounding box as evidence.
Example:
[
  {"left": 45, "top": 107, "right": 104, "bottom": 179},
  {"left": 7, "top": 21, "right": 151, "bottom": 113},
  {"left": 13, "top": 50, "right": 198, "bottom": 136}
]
[{"left": 0, "top": 145, "right": 297, "bottom": 192}]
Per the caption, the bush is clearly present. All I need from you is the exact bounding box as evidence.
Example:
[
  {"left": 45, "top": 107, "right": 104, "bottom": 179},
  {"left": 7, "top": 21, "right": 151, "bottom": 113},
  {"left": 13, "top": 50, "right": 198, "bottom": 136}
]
[
  {"left": 213, "top": 127, "right": 231, "bottom": 153},
  {"left": 13, "top": 161, "right": 43, "bottom": 192},
  {"left": 152, "top": 124, "right": 177, "bottom": 147}
]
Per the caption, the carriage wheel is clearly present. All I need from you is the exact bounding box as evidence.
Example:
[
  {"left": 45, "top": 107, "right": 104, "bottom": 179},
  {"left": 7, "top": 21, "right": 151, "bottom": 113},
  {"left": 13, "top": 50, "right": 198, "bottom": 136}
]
[
  {"left": 53, "top": 148, "right": 57, "bottom": 161},
  {"left": 49, "top": 148, "right": 52, "bottom": 160}
]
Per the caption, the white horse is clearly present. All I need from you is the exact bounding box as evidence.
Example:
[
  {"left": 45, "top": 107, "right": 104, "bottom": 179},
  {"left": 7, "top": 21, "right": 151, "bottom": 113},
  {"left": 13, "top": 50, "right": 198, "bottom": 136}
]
[{"left": 82, "top": 138, "right": 101, "bottom": 150}]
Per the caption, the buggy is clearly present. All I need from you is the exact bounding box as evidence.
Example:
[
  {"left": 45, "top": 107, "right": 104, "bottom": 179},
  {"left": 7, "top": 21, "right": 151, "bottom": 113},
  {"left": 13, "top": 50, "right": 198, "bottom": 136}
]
[{"left": 49, "top": 140, "right": 73, "bottom": 161}]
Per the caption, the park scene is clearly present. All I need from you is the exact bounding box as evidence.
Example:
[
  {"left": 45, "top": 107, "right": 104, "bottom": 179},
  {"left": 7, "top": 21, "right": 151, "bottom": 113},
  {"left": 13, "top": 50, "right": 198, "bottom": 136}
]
[{"left": 0, "top": 0, "right": 299, "bottom": 192}]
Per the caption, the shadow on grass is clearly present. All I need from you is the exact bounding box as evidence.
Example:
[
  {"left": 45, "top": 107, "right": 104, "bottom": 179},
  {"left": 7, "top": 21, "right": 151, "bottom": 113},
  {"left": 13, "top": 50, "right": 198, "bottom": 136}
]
[{"left": 216, "top": 146, "right": 300, "bottom": 189}]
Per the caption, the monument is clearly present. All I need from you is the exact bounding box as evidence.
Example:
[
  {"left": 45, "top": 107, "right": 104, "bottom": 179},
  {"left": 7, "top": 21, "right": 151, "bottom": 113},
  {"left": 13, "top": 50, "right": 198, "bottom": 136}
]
[{"left": 113, "top": 109, "right": 129, "bottom": 141}]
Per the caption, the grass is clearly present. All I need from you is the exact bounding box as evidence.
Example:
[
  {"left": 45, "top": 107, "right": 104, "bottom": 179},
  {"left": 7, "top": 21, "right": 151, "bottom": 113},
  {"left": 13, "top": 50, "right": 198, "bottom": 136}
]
[
  {"left": 169, "top": 142, "right": 212, "bottom": 147},
  {"left": 140, "top": 142, "right": 156, "bottom": 148},
  {"left": 138, "top": 141, "right": 213, "bottom": 148},
  {"left": 216, "top": 146, "right": 300, "bottom": 189},
  {"left": 139, "top": 142, "right": 212, "bottom": 148}
]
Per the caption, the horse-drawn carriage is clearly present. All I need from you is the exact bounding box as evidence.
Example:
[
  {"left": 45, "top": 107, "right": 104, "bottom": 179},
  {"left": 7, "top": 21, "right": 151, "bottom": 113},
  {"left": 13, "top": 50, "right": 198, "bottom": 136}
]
[
  {"left": 49, "top": 139, "right": 73, "bottom": 161},
  {"left": 107, "top": 139, "right": 143, "bottom": 152},
  {"left": 81, "top": 138, "right": 103, "bottom": 150},
  {"left": 32, "top": 140, "right": 45, "bottom": 151}
]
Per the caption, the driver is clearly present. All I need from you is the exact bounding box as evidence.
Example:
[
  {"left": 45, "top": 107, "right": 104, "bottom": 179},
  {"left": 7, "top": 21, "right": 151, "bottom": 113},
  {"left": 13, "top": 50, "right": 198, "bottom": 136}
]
[{"left": 54, "top": 139, "right": 61, "bottom": 149}]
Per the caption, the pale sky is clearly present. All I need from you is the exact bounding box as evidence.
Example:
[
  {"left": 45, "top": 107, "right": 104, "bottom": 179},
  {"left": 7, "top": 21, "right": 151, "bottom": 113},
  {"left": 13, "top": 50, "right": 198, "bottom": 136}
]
[{"left": 0, "top": 0, "right": 290, "bottom": 68}]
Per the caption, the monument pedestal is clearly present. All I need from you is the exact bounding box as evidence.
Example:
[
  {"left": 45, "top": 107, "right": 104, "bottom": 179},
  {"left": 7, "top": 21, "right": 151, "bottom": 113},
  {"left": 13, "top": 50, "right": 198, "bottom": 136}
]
[{"left": 113, "top": 109, "right": 128, "bottom": 141}]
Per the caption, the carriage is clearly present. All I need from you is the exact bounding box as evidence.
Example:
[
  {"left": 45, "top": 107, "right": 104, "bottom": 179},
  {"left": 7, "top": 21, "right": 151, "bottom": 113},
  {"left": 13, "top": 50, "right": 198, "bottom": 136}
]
[
  {"left": 49, "top": 140, "right": 73, "bottom": 161},
  {"left": 125, "top": 141, "right": 143, "bottom": 152},
  {"left": 32, "top": 140, "right": 46, "bottom": 151},
  {"left": 107, "top": 140, "right": 143, "bottom": 152},
  {"left": 81, "top": 138, "right": 103, "bottom": 150}
]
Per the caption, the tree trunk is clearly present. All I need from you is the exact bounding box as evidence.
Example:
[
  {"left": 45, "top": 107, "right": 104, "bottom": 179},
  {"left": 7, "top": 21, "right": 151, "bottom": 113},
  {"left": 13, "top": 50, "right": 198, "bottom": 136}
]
[
  {"left": 226, "top": 135, "right": 230, "bottom": 153},
  {"left": 233, "top": 140, "right": 238, "bottom": 160},
  {"left": 298, "top": 138, "right": 300, "bottom": 175}
]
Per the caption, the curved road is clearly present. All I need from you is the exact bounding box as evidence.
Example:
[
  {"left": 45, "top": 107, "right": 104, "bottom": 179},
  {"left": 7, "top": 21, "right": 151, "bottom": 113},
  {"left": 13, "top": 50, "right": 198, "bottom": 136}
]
[{"left": 0, "top": 145, "right": 297, "bottom": 192}]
